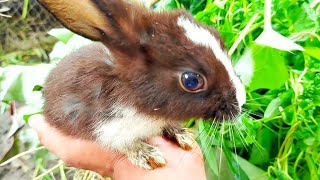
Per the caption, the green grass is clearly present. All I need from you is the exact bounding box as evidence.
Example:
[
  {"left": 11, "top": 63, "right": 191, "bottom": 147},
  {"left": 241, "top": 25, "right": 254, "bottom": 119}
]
[{"left": 156, "top": 0, "right": 320, "bottom": 179}]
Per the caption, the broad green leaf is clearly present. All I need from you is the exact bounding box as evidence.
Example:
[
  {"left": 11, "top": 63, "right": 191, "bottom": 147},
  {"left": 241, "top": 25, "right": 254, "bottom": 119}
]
[
  {"left": 176, "top": 0, "right": 206, "bottom": 11},
  {"left": 264, "top": 90, "right": 294, "bottom": 118},
  {"left": 215, "top": 147, "right": 235, "bottom": 180},
  {"left": 23, "top": 112, "right": 43, "bottom": 123},
  {"left": 0, "top": 65, "right": 51, "bottom": 102},
  {"left": 255, "top": 29, "right": 304, "bottom": 51},
  {"left": 1, "top": 73, "right": 25, "bottom": 102},
  {"left": 49, "top": 34, "right": 92, "bottom": 63},
  {"left": 248, "top": 125, "right": 273, "bottom": 166},
  {"left": 213, "top": 0, "right": 227, "bottom": 9},
  {"left": 288, "top": 3, "right": 319, "bottom": 34},
  {"left": 255, "top": 0, "right": 304, "bottom": 51},
  {"left": 236, "top": 43, "right": 289, "bottom": 92},
  {"left": 0, "top": 65, "right": 53, "bottom": 115},
  {"left": 48, "top": 28, "right": 74, "bottom": 44},
  {"left": 222, "top": 147, "right": 250, "bottom": 180},
  {"left": 233, "top": 153, "right": 268, "bottom": 180},
  {"left": 304, "top": 47, "right": 320, "bottom": 61},
  {"left": 264, "top": 97, "right": 281, "bottom": 118},
  {"left": 189, "top": 0, "right": 206, "bottom": 14}
]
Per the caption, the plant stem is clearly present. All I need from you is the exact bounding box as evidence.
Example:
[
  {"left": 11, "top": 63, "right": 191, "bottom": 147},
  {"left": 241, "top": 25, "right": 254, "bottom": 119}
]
[
  {"left": 0, "top": 146, "right": 45, "bottom": 167},
  {"left": 293, "top": 151, "right": 304, "bottom": 177},
  {"left": 264, "top": 0, "right": 272, "bottom": 29},
  {"left": 277, "top": 121, "right": 301, "bottom": 158},
  {"left": 33, "top": 161, "right": 64, "bottom": 180},
  {"left": 228, "top": 13, "right": 259, "bottom": 56}
]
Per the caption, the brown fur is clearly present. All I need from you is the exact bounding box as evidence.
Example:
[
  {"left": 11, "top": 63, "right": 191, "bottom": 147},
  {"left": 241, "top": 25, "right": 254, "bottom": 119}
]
[
  {"left": 41, "top": 0, "right": 240, "bottom": 139},
  {"left": 40, "top": 0, "right": 241, "bottom": 169}
]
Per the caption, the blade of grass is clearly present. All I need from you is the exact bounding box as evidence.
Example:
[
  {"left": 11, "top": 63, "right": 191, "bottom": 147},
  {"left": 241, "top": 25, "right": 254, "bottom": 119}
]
[
  {"left": 33, "top": 161, "right": 64, "bottom": 180},
  {"left": 228, "top": 13, "right": 259, "bottom": 56},
  {"left": 22, "top": 0, "right": 29, "bottom": 19},
  {"left": 0, "top": 146, "right": 45, "bottom": 167}
]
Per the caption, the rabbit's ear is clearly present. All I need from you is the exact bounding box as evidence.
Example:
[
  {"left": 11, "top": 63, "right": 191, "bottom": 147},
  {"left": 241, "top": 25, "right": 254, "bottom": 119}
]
[
  {"left": 38, "top": 0, "right": 148, "bottom": 54},
  {"left": 38, "top": 0, "right": 110, "bottom": 40}
]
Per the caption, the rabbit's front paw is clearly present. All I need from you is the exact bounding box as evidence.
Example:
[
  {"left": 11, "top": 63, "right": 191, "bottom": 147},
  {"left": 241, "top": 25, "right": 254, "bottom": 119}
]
[
  {"left": 126, "top": 142, "right": 166, "bottom": 170},
  {"left": 163, "top": 127, "right": 195, "bottom": 150}
]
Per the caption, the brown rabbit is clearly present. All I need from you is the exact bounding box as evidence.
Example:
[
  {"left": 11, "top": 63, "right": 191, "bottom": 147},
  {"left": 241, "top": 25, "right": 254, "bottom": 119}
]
[{"left": 39, "top": 0, "right": 246, "bottom": 170}]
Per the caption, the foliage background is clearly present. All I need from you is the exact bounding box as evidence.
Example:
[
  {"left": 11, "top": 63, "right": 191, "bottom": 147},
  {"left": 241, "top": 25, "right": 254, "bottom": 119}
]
[{"left": 0, "top": 0, "right": 319, "bottom": 179}]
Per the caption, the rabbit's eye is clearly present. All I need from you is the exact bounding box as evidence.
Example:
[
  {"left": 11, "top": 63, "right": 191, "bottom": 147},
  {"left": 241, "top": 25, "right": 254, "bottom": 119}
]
[{"left": 180, "top": 72, "right": 206, "bottom": 92}]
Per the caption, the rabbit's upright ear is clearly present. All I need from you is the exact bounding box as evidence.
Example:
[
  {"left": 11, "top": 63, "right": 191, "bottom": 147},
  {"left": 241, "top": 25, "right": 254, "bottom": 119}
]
[
  {"left": 38, "top": 0, "right": 110, "bottom": 40},
  {"left": 38, "top": 0, "right": 148, "bottom": 54}
]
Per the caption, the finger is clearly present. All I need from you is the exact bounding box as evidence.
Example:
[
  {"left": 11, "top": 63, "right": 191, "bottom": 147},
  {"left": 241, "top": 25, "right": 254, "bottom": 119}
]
[
  {"left": 28, "top": 114, "right": 120, "bottom": 176},
  {"left": 28, "top": 114, "right": 47, "bottom": 135},
  {"left": 149, "top": 136, "right": 203, "bottom": 161}
]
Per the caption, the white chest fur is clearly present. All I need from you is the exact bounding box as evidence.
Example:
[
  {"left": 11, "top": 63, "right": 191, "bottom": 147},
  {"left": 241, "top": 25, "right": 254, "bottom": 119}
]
[{"left": 93, "top": 105, "right": 167, "bottom": 150}]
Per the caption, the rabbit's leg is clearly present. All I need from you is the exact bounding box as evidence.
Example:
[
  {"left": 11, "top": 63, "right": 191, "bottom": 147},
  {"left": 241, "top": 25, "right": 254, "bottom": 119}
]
[
  {"left": 123, "top": 141, "right": 166, "bottom": 170},
  {"left": 163, "top": 126, "right": 195, "bottom": 150}
]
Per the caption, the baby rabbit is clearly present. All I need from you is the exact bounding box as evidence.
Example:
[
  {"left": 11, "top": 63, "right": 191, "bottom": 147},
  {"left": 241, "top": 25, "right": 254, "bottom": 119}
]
[{"left": 38, "top": 0, "right": 246, "bottom": 170}]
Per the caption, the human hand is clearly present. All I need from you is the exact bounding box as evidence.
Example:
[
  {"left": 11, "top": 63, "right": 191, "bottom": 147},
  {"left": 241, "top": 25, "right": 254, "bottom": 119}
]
[{"left": 29, "top": 115, "right": 206, "bottom": 180}]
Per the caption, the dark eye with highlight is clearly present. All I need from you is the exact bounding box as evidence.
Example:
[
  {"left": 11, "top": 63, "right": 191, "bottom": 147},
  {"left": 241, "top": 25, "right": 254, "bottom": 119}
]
[{"left": 180, "top": 72, "right": 207, "bottom": 92}]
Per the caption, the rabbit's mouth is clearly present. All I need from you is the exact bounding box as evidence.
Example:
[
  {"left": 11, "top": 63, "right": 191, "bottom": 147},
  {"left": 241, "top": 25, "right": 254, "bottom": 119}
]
[
  {"left": 210, "top": 108, "right": 240, "bottom": 121},
  {"left": 203, "top": 101, "right": 241, "bottom": 121}
]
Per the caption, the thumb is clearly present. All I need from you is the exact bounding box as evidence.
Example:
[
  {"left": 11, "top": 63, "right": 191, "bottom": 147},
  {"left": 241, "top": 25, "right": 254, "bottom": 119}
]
[{"left": 28, "top": 114, "right": 48, "bottom": 136}]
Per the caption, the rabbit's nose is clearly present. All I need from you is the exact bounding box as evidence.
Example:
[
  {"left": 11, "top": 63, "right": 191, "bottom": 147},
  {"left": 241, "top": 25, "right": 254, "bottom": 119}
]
[{"left": 211, "top": 102, "right": 240, "bottom": 120}]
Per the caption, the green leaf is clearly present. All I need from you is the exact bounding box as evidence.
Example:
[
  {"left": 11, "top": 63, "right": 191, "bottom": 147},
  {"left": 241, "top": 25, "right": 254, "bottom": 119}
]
[
  {"left": 154, "top": 0, "right": 178, "bottom": 10},
  {"left": 1, "top": 73, "right": 25, "bottom": 102},
  {"left": 222, "top": 147, "right": 250, "bottom": 180},
  {"left": 304, "top": 47, "right": 320, "bottom": 61},
  {"left": 1, "top": 100, "right": 10, "bottom": 105},
  {"left": 264, "top": 90, "right": 294, "bottom": 118},
  {"left": 49, "top": 34, "right": 92, "bottom": 63},
  {"left": 180, "top": 0, "right": 207, "bottom": 14},
  {"left": 194, "top": 2, "right": 218, "bottom": 26},
  {"left": 0, "top": 65, "right": 52, "bottom": 103},
  {"left": 249, "top": 125, "right": 274, "bottom": 165},
  {"left": 255, "top": 29, "right": 304, "bottom": 51},
  {"left": 288, "top": 3, "right": 319, "bottom": 34},
  {"left": 198, "top": 120, "right": 219, "bottom": 175},
  {"left": 0, "top": 65, "right": 52, "bottom": 118},
  {"left": 32, "top": 85, "right": 43, "bottom": 92},
  {"left": 236, "top": 43, "right": 289, "bottom": 92},
  {"left": 303, "top": 137, "right": 316, "bottom": 146},
  {"left": 48, "top": 28, "right": 74, "bottom": 44},
  {"left": 23, "top": 112, "right": 43, "bottom": 123},
  {"left": 264, "top": 97, "right": 281, "bottom": 118},
  {"left": 234, "top": 153, "right": 268, "bottom": 180},
  {"left": 305, "top": 154, "right": 320, "bottom": 180},
  {"left": 214, "top": 147, "right": 235, "bottom": 180}
]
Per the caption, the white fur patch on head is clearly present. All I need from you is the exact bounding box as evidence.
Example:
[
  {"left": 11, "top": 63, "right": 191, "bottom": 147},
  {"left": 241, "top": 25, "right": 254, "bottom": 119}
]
[
  {"left": 93, "top": 103, "right": 167, "bottom": 150},
  {"left": 177, "top": 16, "right": 246, "bottom": 107}
]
